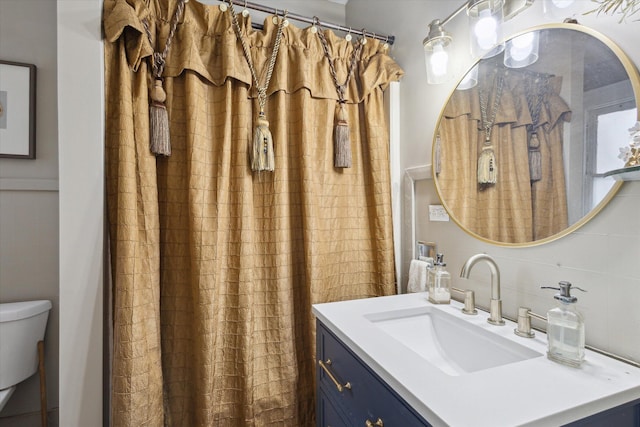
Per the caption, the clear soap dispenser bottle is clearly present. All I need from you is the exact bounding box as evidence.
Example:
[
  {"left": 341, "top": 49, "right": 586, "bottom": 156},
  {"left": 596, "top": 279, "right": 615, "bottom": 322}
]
[
  {"left": 542, "top": 281, "right": 586, "bottom": 367},
  {"left": 428, "top": 253, "right": 451, "bottom": 304}
]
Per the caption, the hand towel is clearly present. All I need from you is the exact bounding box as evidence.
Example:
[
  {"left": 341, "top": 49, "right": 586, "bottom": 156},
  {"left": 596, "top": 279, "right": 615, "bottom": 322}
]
[{"left": 407, "top": 259, "right": 429, "bottom": 293}]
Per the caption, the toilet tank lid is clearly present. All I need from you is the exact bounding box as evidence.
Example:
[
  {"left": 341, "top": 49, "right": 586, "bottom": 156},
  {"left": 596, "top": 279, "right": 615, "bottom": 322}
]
[{"left": 0, "top": 300, "right": 52, "bottom": 322}]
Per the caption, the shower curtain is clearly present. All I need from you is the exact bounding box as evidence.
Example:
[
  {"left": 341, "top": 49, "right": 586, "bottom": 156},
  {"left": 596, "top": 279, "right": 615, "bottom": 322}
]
[
  {"left": 437, "top": 69, "right": 570, "bottom": 243},
  {"left": 103, "top": 0, "right": 403, "bottom": 425}
]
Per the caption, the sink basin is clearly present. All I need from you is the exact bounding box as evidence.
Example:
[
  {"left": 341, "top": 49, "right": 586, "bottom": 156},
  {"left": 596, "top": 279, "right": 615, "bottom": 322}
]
[{"left": 365, "top": 306, "right": 542, "bottom": 376}]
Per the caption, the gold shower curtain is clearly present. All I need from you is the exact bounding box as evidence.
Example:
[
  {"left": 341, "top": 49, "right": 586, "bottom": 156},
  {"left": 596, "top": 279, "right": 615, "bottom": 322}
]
[
  {"left": 103, "top": 1, "right": 402, "bottom": 425},
  {"left": 437, "top": 69, "right": 570, "bottom": 243}
]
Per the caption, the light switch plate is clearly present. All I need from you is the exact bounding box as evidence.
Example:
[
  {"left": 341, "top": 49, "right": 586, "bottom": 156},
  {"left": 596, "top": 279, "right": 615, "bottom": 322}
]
[{"left": 429, "top": 205, "right": 450, "bottom": 222}]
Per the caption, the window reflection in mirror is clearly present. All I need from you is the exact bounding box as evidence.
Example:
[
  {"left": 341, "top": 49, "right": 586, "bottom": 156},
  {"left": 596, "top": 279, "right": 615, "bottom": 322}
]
[{"left": 589, "top": 104, "right": 636, "bottom": 216}]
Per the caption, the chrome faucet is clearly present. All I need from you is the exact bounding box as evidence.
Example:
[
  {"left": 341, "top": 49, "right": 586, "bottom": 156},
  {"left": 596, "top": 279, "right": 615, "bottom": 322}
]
[{"left": 460, "top": 254, "right": 505, "bottom": 326}]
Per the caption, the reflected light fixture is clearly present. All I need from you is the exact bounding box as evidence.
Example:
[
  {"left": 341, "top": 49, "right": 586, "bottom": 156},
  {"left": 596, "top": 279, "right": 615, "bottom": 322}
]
[
  {"left": 457, "top": 63, "right": 479, "bottom": 90},
  {"left": 504, "top": 30, "right": 539, "bottom": 68},
  {"left": 423, "top": 0, "right": 534, "bottom": 85}
]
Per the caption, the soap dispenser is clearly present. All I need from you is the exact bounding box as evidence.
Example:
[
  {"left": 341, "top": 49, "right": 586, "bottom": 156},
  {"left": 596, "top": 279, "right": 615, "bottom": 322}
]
[
  {"left": 541, "top": 281, "right": 586, "bottom": 367},
  {"left": 428, "top": 253, "right": 451, "bottom": 304}
]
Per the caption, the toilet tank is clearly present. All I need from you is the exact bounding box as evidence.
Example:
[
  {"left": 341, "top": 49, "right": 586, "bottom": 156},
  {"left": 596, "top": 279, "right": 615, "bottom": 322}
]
[{"left": 0, "top": 300, "right": 52, "bottom": 390}]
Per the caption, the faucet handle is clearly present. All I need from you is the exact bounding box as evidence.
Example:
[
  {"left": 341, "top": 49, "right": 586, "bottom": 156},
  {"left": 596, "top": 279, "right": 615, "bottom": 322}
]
[
  {"left": 451, "top": 287, "right": 478, "bottom": 315},
  {"left": 514, "top": 307, "right": 535, "bottom": 338},
  {"left": 514, "top": 307, "right": 547, "bottom": 339}
]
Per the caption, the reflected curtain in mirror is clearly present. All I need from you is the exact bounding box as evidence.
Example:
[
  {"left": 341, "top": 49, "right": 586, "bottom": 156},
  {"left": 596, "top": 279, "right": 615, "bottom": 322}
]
[
  {"left": 436, "top": 65, "right": 571, "bottom": 243},
  {"left": 103, "top": 0, "right": 402, "bottom": 425}
]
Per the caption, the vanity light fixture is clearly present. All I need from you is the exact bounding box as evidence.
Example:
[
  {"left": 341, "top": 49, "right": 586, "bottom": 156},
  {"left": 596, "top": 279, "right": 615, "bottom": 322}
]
[
  {"left": 467, "top": 0, "right": 505, "bottom": 59},
  {"left": 423, "top": 0, "right": 534, "bottom": 85},
  {"left": 423, "top": 18, "right": 455, "bottom": 84},
  {"left": 543, "top": 0, "right": 576, "bottom": 13}
]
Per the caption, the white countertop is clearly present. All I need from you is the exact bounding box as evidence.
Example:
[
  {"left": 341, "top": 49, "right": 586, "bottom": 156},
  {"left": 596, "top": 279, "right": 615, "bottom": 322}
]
[{"left": 312, "top": 292, "right": 640, "bottom": 427}]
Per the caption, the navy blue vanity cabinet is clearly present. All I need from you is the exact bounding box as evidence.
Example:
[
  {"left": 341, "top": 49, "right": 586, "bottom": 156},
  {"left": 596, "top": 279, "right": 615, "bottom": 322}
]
[
  {"left": 564, "top": 398, "right": 640, "bottom": 426},
  {"left": 316, "top": 320, "right": 430, "bottom": 427},
  {"left": 317, "top": 388, "right": 350, "bottom": 427},
  {"left": 316, "top": 318, "right": 640, "bottom": 427}
]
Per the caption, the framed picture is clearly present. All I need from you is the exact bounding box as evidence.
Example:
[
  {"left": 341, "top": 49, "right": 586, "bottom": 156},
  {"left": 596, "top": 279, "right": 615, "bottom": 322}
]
[{"left": 0, "top": 60, "right": 36, "bottom": 159}]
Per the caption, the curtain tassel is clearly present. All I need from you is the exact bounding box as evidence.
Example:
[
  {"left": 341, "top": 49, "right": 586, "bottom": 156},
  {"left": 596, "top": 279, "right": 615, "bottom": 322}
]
[
  {"left": 477, "top": 145, "right": 497, "bottom": 185},
  {"left": 334, "top": 104, "right": 352, "bottom": 168},
  {"left": 251, "top": 111, "right": 275, "bottom": 172},
  {"left": 149, "top": 79, "right": 171, "bottom": 156},
  {"left": 528, "top": 132, "right": 542, "bottom": 182}
]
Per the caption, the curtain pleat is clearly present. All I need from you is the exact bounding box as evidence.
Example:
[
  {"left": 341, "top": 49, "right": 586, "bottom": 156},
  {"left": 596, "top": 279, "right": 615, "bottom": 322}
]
[{"left": 104, "top": 1, "right": 402, "bottom": 425}]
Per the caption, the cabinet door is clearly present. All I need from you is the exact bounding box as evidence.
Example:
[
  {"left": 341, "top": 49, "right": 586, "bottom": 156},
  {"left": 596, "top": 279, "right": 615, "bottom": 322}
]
[
  {"left": 317, "top": 321, "right": 429, "bottom": 427},
  {"left": 317, "top": 388, "right": 350, "bottom": 427}
]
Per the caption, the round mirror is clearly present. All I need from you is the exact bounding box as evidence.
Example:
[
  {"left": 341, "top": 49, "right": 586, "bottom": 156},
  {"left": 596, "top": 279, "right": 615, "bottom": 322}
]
[{"left": 433, "top": 23, "right": 640, "bottom": 246}]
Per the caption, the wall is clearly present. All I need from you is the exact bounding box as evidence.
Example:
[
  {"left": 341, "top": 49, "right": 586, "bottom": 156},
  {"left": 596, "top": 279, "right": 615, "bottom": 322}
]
[
  {"left": 57, "top": 1, "right": 105, "bottom": 426},
  {"left": 346, "top": 0, "right": 640, "bottom": 364},
  {"left": 0, "top": 0, "right": 59, "bottom": 425},
  {"left": 55, "top": 1, "right": 347, "bottom": 426}
]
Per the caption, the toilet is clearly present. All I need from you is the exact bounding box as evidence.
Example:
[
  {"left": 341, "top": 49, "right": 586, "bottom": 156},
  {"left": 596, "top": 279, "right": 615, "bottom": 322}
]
[{"left": 0, "top": 300, "right": 52, "bottom": 412}]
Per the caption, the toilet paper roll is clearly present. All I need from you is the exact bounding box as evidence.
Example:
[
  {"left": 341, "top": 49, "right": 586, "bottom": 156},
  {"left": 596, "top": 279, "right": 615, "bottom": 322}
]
[{"left": 407, "top": 259, "right": 429, "bottom": 293}]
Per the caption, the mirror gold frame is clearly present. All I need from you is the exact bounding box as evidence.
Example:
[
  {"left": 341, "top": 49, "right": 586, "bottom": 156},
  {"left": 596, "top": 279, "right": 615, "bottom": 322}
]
[{"left": 433, "top": 23, "right": 640, "bottom": 247}]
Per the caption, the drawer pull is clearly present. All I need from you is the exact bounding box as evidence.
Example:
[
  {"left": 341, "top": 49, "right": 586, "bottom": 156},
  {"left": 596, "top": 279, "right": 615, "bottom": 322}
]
[
  {"left": 365, "top": 418, "right": 384, "bottom": 427},
  {"left": 318, "top": 359, "right": 351, "bottom": 392}
]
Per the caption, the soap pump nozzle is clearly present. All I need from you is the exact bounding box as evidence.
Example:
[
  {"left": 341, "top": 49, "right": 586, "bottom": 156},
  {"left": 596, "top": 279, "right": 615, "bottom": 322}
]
[{"left": 541, "top": 281, "right": 586, "bottom": 304}]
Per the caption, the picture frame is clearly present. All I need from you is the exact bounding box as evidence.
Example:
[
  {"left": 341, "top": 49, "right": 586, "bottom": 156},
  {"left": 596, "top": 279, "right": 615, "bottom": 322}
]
[{"left": 0, "top": 60, "right": 36, "bottom": 159}]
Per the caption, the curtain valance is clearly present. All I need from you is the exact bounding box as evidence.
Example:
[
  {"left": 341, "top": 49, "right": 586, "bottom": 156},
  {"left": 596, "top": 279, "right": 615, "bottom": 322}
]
[
  {"left": 442, "top": 74, "right": 571, "bottom": 131},
  {"left": 103, "top": 0, "right": 403, "bottom": 103}
]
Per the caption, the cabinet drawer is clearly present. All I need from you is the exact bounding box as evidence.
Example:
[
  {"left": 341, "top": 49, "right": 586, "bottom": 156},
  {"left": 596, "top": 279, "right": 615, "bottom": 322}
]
[{"left": 317, "top": 321, "right": 429, "bottom": 427}]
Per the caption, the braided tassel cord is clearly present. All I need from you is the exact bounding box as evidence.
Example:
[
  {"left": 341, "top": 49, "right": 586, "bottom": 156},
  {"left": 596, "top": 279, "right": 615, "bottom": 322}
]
[
  {"left": 149, "top": 79, "right": 171, "bottom": 156},
  {"left": 142, "top": 0, "right": 187, "bottom": 157},
  {"left": 334, "top": 104, "right": 352, "bottom": 168},
  {"left": 251, "top": 112, "right": 275, "bottom": 172},
  {"left": 528, "top": 132, "right": 542, "bottom": 182}
]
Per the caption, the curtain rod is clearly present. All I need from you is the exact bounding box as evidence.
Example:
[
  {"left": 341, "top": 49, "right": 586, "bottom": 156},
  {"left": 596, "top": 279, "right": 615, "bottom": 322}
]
[{"left": 221, "top": 0, "right": 395, "bottom": 45}]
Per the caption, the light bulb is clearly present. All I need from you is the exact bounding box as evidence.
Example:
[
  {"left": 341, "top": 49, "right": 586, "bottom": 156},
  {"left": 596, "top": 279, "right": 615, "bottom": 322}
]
[
  {"left": 511, "top": 32, "right": 534, "bottom": 49},
  {"left": 509, "top": 33, "right": 534, "bottom": 61},
  {"left": 474, "top": 9, "right": 498, "bottom": 50},
  {"left": 509, "top": 44, "right": 531, "bottom": 62},
  {"left": 504, "top": 31, "right": 539, "bottom": 68},
  {"left": 552, "top": 0, "right": 574, "bottom": 8},
  {"left": 430, "top": 44, "right": 449, "bottom": 77}
]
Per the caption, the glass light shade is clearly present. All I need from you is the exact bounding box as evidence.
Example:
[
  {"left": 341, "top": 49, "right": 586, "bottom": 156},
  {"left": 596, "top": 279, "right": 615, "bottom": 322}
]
[
  {"left": 544, "top": 0, "right": 575, "bottom": 11},
  {"left": 467, "top": 0, "right": 504, "bottom": 59},
  {"left": 457, "top": 63, "right": 479, "bottom": 90},
  {"left": 504, "top": 31, "right": 539, "bottom": 68},
  {"left": 424, "top": 39, "right": 452, "bottom": 85},
  {"left": 543, "top": 0, "right": 577, "bottom": 18}
]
